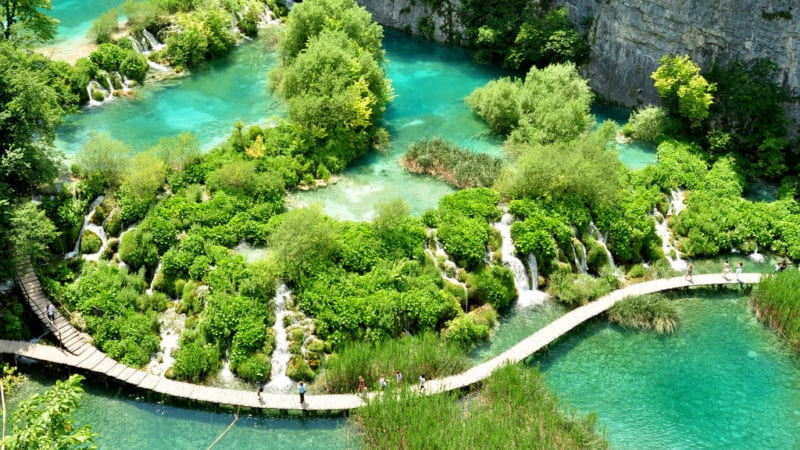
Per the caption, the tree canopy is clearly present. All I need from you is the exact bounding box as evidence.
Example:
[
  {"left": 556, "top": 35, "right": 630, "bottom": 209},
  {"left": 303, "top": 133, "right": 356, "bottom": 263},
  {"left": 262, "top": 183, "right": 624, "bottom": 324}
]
[
  {"left": 651, "top": 54, "right": 716, "bottom": 129},
  {"left": 0, "top": 0, "right": 58, "bottom": 43}
]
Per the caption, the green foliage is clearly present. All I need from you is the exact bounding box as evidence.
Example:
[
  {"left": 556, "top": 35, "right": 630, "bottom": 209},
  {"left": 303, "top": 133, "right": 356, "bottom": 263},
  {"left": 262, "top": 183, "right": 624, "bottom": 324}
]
[
  {"left": 164, "top": 7, "right": 236, "bottom": 68},
  {"left": 321, "top": 332, "right": 470, "bottom": 394},
  {"left": 268, "top": 206, "right": 338, "bottom": 283},
  {"left": 336, "top": 221, "right": 381, "bottom": 273},
  {"left": 0, "top": 42, "right": 64, "bottom": 194},
  {"left": 235, "top": 353, "right": 271, "bottom": 382},
  {"left": 89, "top": 43, "right": 148, "bottom": 82},
  {"left": 752, "top": 270, "right": 800, "bottom": 352},
  {"left": 465, "top": 265, "right": 516, "bottom": 310},
  {"left": 549, "top": 272, "right": 613, "bottom": 307},
  {"left": 705, "top": 59, "right": 791, "bottom": 179},
  {"left": 652, "top": 54, "right": 716, "bottom": 128},
  {"left": 9, "top": 202, "right": 59, "bottom": 267},
  {"left": 0, "top": 294, "right": 28, "bottom": 340},
  {"left": 352, "top": 364, "right": 606, "bottom": 449},
  {"left": 623, "top": 105, "right": 669, "bottom": 144},
  {"left": 287, "top": 354, "right": 315, "bottom": 381},
  {"left": 118, "top": 227, "right": 160, "bottom": 275},
  {"left": 372, "top": 199, "right": 427, "bottom": 261},
  {"left": 80, "top": 230, "right": 102, "bottom": 254},
  {"left": 5, "top": 374, "right": 97, "bottom": 450},
  {"left": 467, "top": 63, "right": 593, "bottom": 145},
  {"left": 608, "top": 294, "right": 679, "bottom": 334},
  {"left": 442, "top": 304, "right": 497, "bottom": 349},
  {"left": 64, "top": 262, "right": 161, "bottom": 367},
  {"left": 0, "top": 0, "right": 58, "bottom": 43},
  {"left": 437, "top": 216, "right": 490, "bottom": 270},
  {"left": 652, "top": 139, "right": 708, "bottom": 191},
  {"left": 498, "top": 121, "right": 621, "bottom": 207},
  {"left": 458, "top": 1, "right": 587, "bottom": 70},
  {"left": 402, "top": 137, "right": 505, "bottom": 189},
  {"left": 118, "top": 151, "right": 167, "bottom": 223},
  {"left": 90, "top": 8, "right": 120, "bottom": 43},
  {"left": 172, "top": 340, "right": 220, "bottom": 382},
  {"left": 122, "top": 0, "right": 167, "bottom": 33},
  {"left": 76, "top": 131, "right": 131, "bottom": 190}
]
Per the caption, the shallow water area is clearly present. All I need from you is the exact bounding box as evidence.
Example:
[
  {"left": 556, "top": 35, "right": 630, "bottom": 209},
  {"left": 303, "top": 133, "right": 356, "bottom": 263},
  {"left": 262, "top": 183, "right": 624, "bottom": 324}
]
[
  {"left": 537, "top": 290, "right": 800, "bottom": 449},
  {"left": 41, "top": 0, "right": 126, "bottom": 63},
  {"left": 55, "top": 36, "right": 284, "bottom": 157},
  {"left": 7, "top": 372, "right": 350, "bottom": 449},
  {"left": 293, "top": 29, "right": 509, "bottom": 220}
]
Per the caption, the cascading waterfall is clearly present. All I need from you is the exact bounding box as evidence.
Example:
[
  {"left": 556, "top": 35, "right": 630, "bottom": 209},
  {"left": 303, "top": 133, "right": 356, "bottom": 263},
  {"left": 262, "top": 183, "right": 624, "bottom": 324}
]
[
  {"left": 66, "top": 196, "right": 107, "bottom": 258},
  {"left": 589, "top": 222, "right": 615, "bottom": 269},
  {"left": 266, "top": 284, "right": 294, "bottom": 392},
  {"left": 146, "top": 262, "right": 163, "bottom": 295},
  {"left": 86, "top": 80, "right": 110, "bottom": 106},
  {"left": 425, "top": 237, "right": 469, "bottom": 308},
  {"left": 750, "top": 242, "right": 766, "bottom": 263},
  {"left": 571, "top": 238, "right": 588, "bottom": 274},
  {"left": 493, "top": 213, "right": 548, "bottom": 307},
  {"left": 142, "top": 29, "right": 165, "bottom": 52},
  {"left": 652, "top": 189, "right": 688, "bottom": 271},
  {"left": 147, "top": 307, "right": 185, "bottom": 377},
  {"left": 527, "top": 253, "right": 539, "bottom": 290}
]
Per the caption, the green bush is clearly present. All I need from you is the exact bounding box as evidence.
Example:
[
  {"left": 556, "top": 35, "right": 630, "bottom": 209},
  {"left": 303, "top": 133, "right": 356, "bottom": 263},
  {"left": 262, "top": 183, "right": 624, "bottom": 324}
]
[
  {"left": 466, "top": 266, "right": 516, "bottom": 311},
  {"left": 287, "top": 355, "right": 315, "bottom": 381},
  {"left": 402, "top": 137, "right": 505, "bottom": 188},
  {"left": 80, "top": 230, "right": 102, "bottom": 254},
  {"left": 172, "top": 340, "right": 220, "bottom": 382},
  {"left": 548, "top": 272, "right": 612, "bottom": 307},
  {"left": 442, "top": 304, "right": 497, "bottom": 349},
  {"left": 608, "top": 294, "right": 679, "bottom": 334},
  {"left": 752, "top": 270, "right": 800, "bottom": 351},
  {"left": 90, "top": 8, "right": 120, "bottom": 44},
  {"left": 234, "top": 353, "right": 271, "bottom": 382}
]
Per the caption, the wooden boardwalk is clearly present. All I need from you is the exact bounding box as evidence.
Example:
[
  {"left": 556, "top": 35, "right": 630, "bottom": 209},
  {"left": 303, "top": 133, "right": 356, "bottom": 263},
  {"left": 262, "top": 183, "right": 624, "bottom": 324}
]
[{"left": 6, "top": 265, "right": 761, "bottom": 411}]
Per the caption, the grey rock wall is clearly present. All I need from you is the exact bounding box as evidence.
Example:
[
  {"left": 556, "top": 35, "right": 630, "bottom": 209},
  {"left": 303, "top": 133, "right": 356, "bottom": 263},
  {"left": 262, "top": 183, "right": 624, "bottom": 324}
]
[{"left": 358, "top": 0, "right": 799, "bottom": 119}]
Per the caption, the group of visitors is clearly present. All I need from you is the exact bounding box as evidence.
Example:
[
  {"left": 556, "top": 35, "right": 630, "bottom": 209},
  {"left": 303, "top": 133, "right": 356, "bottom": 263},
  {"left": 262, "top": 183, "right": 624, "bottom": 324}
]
[{"left": 686, "top": 260, "right": 745, "bottom": 282}]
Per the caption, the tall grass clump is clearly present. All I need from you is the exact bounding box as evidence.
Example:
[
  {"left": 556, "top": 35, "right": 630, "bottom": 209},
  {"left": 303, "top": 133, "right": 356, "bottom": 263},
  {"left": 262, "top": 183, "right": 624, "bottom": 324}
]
[
  {"left": 401, "top": 137, "right": 505, "bottom": 189},
  {"left": 752, "top": 270, "right": 800, "bottom": 352},
  {"left": 607, "top": 293, "right": 679, "bottom": 334},
  {"left": 351, "top": 364, "right": 607, "bottom": 449},
  {"left": 548, "top": 272, "right": 614, "bottom": 307},
  {"left": 321, "top": 332, "right": 469, "bottom": 393}
]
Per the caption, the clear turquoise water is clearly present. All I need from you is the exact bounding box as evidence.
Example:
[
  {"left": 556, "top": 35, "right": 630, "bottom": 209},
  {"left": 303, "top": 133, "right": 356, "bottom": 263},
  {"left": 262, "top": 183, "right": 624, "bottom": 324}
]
[
  {"left": 8, "top": 374, "right": 350, "bottom": 449},
  {"left": 49, "top": 0, "right": 126, "bottom": 43},
  {"left": 293, "top": 29, "right": 509, "bottom": 220},
  {"left": 56, "top": 37, "right": 283, "bottom": 156},
  {"left": 537, "top": 290, "right": 800, "bottom": 449}
]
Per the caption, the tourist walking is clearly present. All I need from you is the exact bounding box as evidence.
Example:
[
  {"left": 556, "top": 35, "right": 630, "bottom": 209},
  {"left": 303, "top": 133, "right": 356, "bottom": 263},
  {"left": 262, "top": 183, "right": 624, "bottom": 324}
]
[
  {"left": 418, "top": 374, "right": 426, "bottom": 391},
  {"left": 723, "top": 260, "right": 730, "bottom": 280},
  {"left": 256, "top": 381, "right": 263, "bottom": 400},
  {"left": 736, "top": 262, "right": 743, "bottom": 282},
  {"left": 298, "top": 381, "right": 306, "bottom": 404},
  {"left": 47, "top": 303, "right": 56, "bottom": 324},
  {"left": 358, "top": 376, "right": 367, "bottom": 393},
  {"left": 685, "top": 264, "right": 693, "bottom": 282},
  {"left": 395, "top": 370, "right": 403, "bottom": 386},
  {"left": 380, "top": 374, "right": 388, "bottom": 392}
]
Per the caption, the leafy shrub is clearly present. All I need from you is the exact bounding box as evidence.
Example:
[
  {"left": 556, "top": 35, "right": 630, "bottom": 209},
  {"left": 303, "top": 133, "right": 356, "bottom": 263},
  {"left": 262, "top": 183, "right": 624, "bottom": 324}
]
[
  {"left": 287, "top": 355, "right": 315, "bottom": 381},
  {"left": 622, "top": 105, "right": 668, "bottom": 143},
  {"left": 172, "top": 340, "right": 220, "bottom": 382},
  {"left": 80, "top": 230, "right": 102, "bottom": 254},
  {"left": 548, "top": 272, "right": 612, "bottom": 307},
  {"left": 234, "top": 353, "right": 271, "bottom": 382},
  {"left": 402, "top": 137, "right": 505, "bottom": 188},
  {"left": 752, "top": 270, "right": 800, "bottom": 351},
  {"left": 442, "top": 304, "right": 497, "bottom": 349},
  {"left": 608, "top": 294, "right": 679, "bottom": 334},
  {"left": 465, "top": 266, "right": 516, "bottom": 311}
]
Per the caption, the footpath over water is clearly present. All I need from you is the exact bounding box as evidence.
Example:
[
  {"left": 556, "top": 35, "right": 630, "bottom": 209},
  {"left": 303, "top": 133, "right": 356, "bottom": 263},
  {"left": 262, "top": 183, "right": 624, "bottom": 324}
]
[{"left": 4, "top": 265, "right": 761, "bottom": 411}]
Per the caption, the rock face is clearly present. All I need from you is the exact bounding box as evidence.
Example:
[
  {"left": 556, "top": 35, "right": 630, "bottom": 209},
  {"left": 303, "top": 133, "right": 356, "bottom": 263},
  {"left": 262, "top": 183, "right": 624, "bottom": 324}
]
[{"left": 358, "top": 0, "right": 799, "bottom": 119}]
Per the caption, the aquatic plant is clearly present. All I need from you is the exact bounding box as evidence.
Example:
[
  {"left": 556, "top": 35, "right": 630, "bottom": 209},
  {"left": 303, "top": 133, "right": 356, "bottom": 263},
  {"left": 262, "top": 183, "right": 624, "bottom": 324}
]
[
  {"left": 320, "top": 332, "right": 469, "bottom": 394},
  {"left": 351, "top": 364, "right": 606, "bottom": 449},
  {"left": 401, "top": 137, "right": 504, "bottom": 189},
  {"left": 607, "top": 293, "right": 679, "bottom": 335},
  {"left": 752, "top": 270, "right": 800, "bottom": 351}
]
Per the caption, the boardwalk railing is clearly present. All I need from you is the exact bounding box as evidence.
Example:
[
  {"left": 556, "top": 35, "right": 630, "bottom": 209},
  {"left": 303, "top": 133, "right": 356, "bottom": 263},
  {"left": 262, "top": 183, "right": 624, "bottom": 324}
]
[{"left": 5, "top": 266, "right": 761, "bottom": 411}]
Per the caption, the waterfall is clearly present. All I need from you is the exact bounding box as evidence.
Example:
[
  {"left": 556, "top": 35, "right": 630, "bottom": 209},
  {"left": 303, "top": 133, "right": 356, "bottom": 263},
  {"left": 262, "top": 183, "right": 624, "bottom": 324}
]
[
  {"left": 66, "top": 196, "right": 106, "bottom": 258},
  {"left": 425, "top": 238, "right": 469, "bottom": 308},
  {"left": 527, "top": 253, "right": 539, "bottom": 290},
  {"left": 266, "top": 284, "right": 294, "bottom": 392},
  {"left": 147, "top": 60, "right": 169, "bottom": 72},
  {"left": 493, "top": 213, "right": 548, "bottom": 308},
  {"left": 147, "top": 307, "right": 185, "bottom": 377},
  {"left": 571, "top": 238, "right": 588, "bottom": 274},
  {"left": 86, "top": 80, "right": 110, "bottom": 106},
  {"left": 127, "top": 35, "right": 146, "bottom": 53},
  {"left": 142, "top": 29, "right": 165, "bottom": 52},
  {"left": 146, "top": 262, "right": 163, "bottom": 295},
  {"left": 750, "top": 242, "right": 766, "bottom": 263},
  {"left": 589, "top": 222, "right": 615, "bottom": 269}
]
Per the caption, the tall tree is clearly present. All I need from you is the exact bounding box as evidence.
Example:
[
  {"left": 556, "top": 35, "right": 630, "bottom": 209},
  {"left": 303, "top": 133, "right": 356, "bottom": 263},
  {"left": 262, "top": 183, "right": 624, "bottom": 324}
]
[
  {"left": 0, "top": 0, "right": 58, "bottom": 43},
  {"left": 651, "top": 54, "right": 716, "bottom": 129}
]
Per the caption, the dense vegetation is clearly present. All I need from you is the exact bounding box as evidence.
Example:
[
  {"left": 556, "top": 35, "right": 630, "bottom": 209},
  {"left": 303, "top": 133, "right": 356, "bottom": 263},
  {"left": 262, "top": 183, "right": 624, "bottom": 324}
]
[
  {"left": 608, "top": 294, "right": 680, "bottom": 335},
  {"left": 402, "top": 137, "right": 504, "bottom": 189},
  {"left": 351, "top": 364, "right": 606, "bottom": 449},
  {"left": 752, "top": 270, "right": 800, "bottom": 352}
]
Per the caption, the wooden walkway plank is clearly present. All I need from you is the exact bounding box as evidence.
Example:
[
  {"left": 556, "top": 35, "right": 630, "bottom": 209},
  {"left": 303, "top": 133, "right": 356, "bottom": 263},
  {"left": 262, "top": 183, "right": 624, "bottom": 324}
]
[
  {"left": 126, "top": 370, "right": 148, "bottom": 386},
  {"left": 137, "top": 374, "right": 161, "bottom": 390}
]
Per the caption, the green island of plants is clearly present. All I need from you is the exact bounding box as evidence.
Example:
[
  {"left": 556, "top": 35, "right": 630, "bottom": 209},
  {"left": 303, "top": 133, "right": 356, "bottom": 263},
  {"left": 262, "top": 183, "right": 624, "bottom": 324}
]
[{"left": 607, "top": 294, "right": 680, "bottom": 335}]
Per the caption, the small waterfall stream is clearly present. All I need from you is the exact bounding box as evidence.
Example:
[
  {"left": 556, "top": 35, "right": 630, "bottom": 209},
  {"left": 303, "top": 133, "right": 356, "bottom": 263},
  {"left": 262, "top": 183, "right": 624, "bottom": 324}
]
[
  {"left": 66, "top": 196, "right": 107, "bottom": 258},
  {"left": 425, "top": 237, "right": 469, "bottom": 308},
  {"left": 142, "top": 29, "right": 165, "bottom": 52},
  {"left": 589, "top": 222, "right": 616, "bottom": 269},
  {"left": 146, "top": 307, "right": 185, "bottom": 377},
  {"left": 266, "top": 284, "right": 294, "bottom": 392},
  {"left": 494, "top": 213, "right": 548, "bottom": 307},
  {"left": 653, "top": 189, "right": 688, "bottom": 272}
]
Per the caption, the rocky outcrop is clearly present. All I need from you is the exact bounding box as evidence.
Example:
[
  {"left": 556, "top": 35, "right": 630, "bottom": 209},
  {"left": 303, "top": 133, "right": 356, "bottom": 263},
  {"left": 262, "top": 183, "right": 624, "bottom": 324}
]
[
  {"left": 358, "top": 0, "right": 799, "bottom": 120},
  {"left": 557, "top": 0, "right": 799, "bottom": 114},
  {"left": 355, "top": 0, "right": 460, "bottom": 42}
]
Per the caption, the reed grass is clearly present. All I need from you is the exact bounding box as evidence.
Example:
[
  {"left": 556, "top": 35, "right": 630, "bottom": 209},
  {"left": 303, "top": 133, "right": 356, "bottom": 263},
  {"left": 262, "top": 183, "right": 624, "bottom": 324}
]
[
  {"left": 401, "top": 137, "right": 505, "bottom": 189},
  {"left": 350, "top": 364, "right": 607, "bottom": 449},
  {"left": 607, "top": 293, "right": 679, "bottom": 334},
  {"left": 752, "top": 270, "right": 800, "bottom": 352},
  {"left": 320, "top": 332, "right": 470, "bottom": 393}
]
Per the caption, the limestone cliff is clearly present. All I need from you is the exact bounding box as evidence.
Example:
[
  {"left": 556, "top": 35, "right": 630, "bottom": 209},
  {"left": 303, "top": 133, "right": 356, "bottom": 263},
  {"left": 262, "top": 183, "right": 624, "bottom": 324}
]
[{"left": 358, "top": 0, "right": 799, "bottom": 119}]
